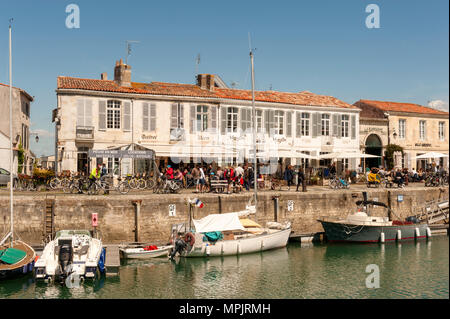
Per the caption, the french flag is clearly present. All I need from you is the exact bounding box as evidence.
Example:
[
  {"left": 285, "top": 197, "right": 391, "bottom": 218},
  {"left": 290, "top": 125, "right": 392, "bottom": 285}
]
[{"left": 193, "top": 198, "right": 204, "bottom": 208}]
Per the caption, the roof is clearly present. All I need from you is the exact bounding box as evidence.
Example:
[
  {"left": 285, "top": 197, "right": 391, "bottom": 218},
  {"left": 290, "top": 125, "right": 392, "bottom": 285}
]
[
  {"left": 355, "top": 99, "right": 448, "bottom": 116},
  {"left": 57, "top": 76, "right": 357, "bottom": 109},
  {"left": 0, "top": 83, "right": 34, "bottom": 101}
]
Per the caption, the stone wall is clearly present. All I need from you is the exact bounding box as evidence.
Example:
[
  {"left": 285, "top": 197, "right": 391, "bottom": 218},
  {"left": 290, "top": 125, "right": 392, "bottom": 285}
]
[{"left": 0, "top": 187, "right": 447, "bottom": 245}]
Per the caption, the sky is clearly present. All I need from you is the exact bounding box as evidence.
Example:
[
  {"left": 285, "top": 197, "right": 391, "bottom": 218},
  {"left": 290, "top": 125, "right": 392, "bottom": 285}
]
[{"left": 0, "top": 0, "right": 448, "bottom": 157}]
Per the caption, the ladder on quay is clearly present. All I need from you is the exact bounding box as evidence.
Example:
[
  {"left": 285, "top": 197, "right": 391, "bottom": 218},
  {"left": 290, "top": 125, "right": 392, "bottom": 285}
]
[
  {"left": 44, "top": 198, "right": 55, "bottom": 243},
  {"left": 412, "top": 199, "right": 449, "bottom": 225}
]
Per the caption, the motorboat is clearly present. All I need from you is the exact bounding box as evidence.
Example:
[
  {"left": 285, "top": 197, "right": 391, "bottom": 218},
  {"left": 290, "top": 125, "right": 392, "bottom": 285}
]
[
  {"left": 120, "top": 244, "right": 173, "bottom": 259},
  {"left": 318, "top": 193, "right": 430, "bottom": 243},
  {"left": 170, "top": 204, "right": 291, "bottom": 258},
  {"left": 34, "top": 230, "right": 105, "bottom": 284}
]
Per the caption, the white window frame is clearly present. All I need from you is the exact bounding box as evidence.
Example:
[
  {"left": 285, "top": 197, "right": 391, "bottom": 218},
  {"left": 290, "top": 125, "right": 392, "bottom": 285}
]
[
  {"left": 274, "top": 110, "right": 284, "bottom": 135},
  {"left": 226, "top": 107, "right": 238, "bottom": 133},
  {"left": 399, "top": 119, "right": 406, "bottom": 139},
  {"left": 341, "top": 114, "right": 349, "bottom": 138},
  {"left": 107, "top": 100, "right": 121, "bottom": 129},
  {"left": 196, "top": 105, "right": 209, "bottom": 132},
  {"left": 439, "top": 121, "right": 445, "bottom": 141},
  {"left": 321, "top": 114, "right": 330, "bottom": 136},
  {"left": 301, "top": 112, "right": 310, "bottom": 136},
  {"left": 419, "top": 120, "right": 426, "bottom": 140}
]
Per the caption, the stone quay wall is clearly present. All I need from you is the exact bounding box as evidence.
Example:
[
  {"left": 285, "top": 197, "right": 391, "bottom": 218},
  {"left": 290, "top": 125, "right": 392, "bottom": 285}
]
[{"left": 0, "top": 187, "right": 447, "bottom": 245}]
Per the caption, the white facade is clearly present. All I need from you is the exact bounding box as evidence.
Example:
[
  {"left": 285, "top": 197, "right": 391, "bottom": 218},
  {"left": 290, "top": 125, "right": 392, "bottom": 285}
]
[{"left": 55, "top": 89, "right": 360, "bottom": 175}]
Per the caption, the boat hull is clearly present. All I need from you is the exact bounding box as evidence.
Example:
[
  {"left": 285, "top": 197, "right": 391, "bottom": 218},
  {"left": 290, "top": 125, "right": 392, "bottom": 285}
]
[
  {"left": 0, "top": 241, "right": 36, "bottom": 280},
  {"left": 319, "top": 221, "right": 429, "bottom": 243},
  {"left": 183, "top": 228, "right": 291, "bottom": 257},
  {"left": 120, "top": 246, "right": 173, "bottom": 259}
]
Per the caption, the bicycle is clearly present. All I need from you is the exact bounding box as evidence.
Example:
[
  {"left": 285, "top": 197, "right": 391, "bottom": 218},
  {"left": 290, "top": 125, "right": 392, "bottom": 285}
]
[{"left": 329, "top": 174, "right": 349, "bottom": 189}]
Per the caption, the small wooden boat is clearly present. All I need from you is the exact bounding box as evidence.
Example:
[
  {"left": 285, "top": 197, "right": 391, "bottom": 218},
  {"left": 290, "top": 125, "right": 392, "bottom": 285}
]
[
  {"left": 0, "top": 240, "right": 36, "bottom": 280},
  {"left": 120, "top": 245, "right": 173, "bottom": 259}
]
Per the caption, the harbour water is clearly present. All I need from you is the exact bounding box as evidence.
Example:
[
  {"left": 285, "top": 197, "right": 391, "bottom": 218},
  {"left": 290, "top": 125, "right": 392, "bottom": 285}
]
[{"left": 1, "top": 236, "right": 448, "bottom": 299}]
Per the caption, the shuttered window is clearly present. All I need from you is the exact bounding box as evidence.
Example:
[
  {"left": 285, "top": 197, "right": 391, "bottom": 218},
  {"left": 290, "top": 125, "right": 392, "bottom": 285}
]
[
  {"left": 210, "top": 106, "right": 217, "bottom": 131},
  {"left": 286, "top": 112, "right": 292, "bottom": 137},
  {"left": 143, "top": 103, "right": 157, "bottom": 131},
  {"left": 301, "top": 112, "right": 310, "bottom": 136},
  {"left": 106, "top": 100, "right": 121, "bottom": 129},
  {"left": 341, "top": 114, "right": 349, "bottom": 138},
  {"left": 265, "top": 110, "right": 275, "bottom": 136},
  {"left": 196, "top": 105, "right": 209, "bottom": 132},
  {"left": 332, "top": 114, "right": 339, "bottom": 137},
  {"left": 98, "top": 100, "right": 106, "bottom": 130},
  {"left": 256, "top": 109, "right": 263, "bottom": 132},
  {"left": 240, "top": 108, "right": 252, "bottom": 132},
  {"left": 227, "top": 107, "right": 238, "bottom": 133},
  {"left": 171, "top": 103, "right": 184, "bottom": 129},
  {"left": 123, "top": 101, "right": 131, "bottom": 131},
  {"left": 321, "top": 114, "right": 330, "bottom": 136},
  {"left": 351, "top": 115, "right": 356, "bottom": 139},
  {"left": 76, "top": 99, "right": 93, "bottom": 127},
  {"left": 220, "top": 106, "right": 227, "bottom": 135}
]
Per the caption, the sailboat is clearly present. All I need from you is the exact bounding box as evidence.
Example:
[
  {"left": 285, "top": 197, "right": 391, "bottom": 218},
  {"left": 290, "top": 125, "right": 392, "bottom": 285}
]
[
  {"left": 0, "top": 20, "right": 36, "bottom": 280},
  {"left": 168, "top": 44, "right": 291, "bottom": 259}
]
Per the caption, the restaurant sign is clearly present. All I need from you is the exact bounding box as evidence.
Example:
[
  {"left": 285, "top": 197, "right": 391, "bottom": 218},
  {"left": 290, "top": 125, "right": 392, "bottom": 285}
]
[{"left": 88, "top": 149, "right": 155, "bottom": 158}]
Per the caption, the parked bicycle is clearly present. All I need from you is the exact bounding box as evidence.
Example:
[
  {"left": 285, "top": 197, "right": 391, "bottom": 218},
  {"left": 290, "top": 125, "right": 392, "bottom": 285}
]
[{"left": 329, "top": 174, "right": 349, "bottom": 189}]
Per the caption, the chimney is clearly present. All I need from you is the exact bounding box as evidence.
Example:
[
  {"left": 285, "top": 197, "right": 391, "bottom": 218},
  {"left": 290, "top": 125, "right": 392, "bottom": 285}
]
[
  {"left": 114, "top": 59, "right": 132, "bottom": 87},
  {"left": 196, "top": 74, "right": 215, "bottom": 91},
  {"left": 101, "top": 72, "right": 108, "bottom": 80}
]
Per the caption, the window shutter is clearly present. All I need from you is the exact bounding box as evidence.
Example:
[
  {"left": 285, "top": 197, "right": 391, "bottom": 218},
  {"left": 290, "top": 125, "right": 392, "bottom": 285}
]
[
  {"left": 351, "top": 115, "right": 356, "bottom": 139},
  {"left": 98, "top": 100, "right": 106, "bottom": 130},
  {"left": 264, "top": 110, "right": 270, "bottom": 135},
  {"left": 171, "top": 103, "right": 178, "bottom": 129},
  {"left": 332, "top": 114, "right": 339, "bottom": 137},
  {"left": 220, "top": 106, "right": 227, "bottom": 135},
  {"left": 179, "top": 104, "right": 184, "bottom": 128},
  {"left": 286, "top": 112, "right": 292, "bottom": 137},
  {"left": 143, "top": 102, "right": 149, "bottom": 131},
  {"left": 296, "top": 112, "right": 301, "bottom": 137},
  {"left": 210, "top": 106, "right": 217, "bottom": 131},
  {"left": 312, "top": 113, "right": 318, "bottom": 138},
  {"left": 337, "top": 115, "right": 342, "bottom": 139},
  {"left": 77, "top": 99, "right": 84, "bottom": 126},
  {"left": 123, "top": 101, "right": 131, "bottom": 131},
  {"left": 190, "top": 104, "right": 196, "bottom": 133},
  {"left": 269, "top": 110, "right": 275, "bottom": 136},
  {"left": 150, "top": 104, "right": 156, "bottom": 131},
  {"left": 85, "top": 99, "right": 92, "bottom": 127},
  {"left": 240, "top": 108, "right": 246, "bottom": 131},
  {"left": 317, "top": 114, "right": 322, "bottom": 136}
]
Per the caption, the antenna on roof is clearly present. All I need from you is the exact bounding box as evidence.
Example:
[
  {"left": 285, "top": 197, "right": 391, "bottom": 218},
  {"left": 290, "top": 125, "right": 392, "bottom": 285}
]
[
  {"left": 125, "top": 40, "right": 140, "bottom": 65},
  {"left": 195, "top": 53, "right": 201, "bottom": 76},
  {"left": 231, "top": 81, "right": 239, "bottom": 89}
]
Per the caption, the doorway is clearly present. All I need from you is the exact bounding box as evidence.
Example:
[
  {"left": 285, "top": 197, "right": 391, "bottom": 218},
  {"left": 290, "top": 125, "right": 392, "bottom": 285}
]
[{"left": 365, "top": 134, "right": 382, "bottom": 168}]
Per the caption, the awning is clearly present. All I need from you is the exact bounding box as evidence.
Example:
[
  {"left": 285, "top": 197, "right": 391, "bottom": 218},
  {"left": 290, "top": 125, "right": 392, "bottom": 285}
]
[
  {"left": 193, "top": 213, "right": 246, "bottom": 233},
  {"left": 318, "top": 152, "right": 381, "bottom": 159},
  {"left": 415, "top": 152, "right": 449, "bottom": 159}
]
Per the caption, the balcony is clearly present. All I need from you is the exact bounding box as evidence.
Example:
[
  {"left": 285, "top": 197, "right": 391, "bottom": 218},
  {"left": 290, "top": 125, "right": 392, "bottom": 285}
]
[{"left": 76, "top": 126, "right": 94, "bottom": 141}]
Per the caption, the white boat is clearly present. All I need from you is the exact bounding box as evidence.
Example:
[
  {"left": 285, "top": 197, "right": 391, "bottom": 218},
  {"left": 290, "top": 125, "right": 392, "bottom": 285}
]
[
  {"left": 34, "top": 230, "right": 104, "bottom": 284},
  {"left": 120, "top": 245, "right": 173, "bottom": 259},
  {"left": 170, "top": 208, "right": 291, "bottom": 258}
]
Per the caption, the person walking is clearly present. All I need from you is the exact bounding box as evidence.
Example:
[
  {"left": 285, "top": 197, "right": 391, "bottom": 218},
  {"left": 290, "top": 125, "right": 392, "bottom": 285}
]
[
  {"left": 192, "top": 165, "right": 200, "bottom": 193},
  {"left": 296, "top": 167, "right": 305, "bottom": 192},
  {"left": 284, "top": 165, "right": 294, "bottom": 191},
  {"left": 199, "top": 166, "right": 206, "bottom": 193}
]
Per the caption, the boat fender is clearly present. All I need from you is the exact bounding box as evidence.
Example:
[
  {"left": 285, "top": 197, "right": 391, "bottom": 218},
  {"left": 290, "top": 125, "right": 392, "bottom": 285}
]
[
  {"left": 426, "top": 227, "right": 432, "bottom": 238},
  {"left": 184, "top": 233, "right": 195, "bottom": 246},
  {"left": 397, "top": 229, "right": 402, "bottom": 241},
  {"left": 380, "top": 232, "right": 385, "bottom": 243},
  {"left": 415, "top": 227, "right": 420, "bottom": 239},
  {"left": 206, "top": 244, "right": 210, "bottom": 256}
]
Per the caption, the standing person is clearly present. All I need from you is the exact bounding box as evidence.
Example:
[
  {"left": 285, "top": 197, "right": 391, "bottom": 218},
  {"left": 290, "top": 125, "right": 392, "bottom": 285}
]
[
  {"left": 296, "top": 167, "right": 305, "bottom": 192},
  {"left": 199, "top": 166, "right": 206, "bottom": 193},
  {"left": 216, "top": 166, "right": 223, "bottom": 180},
  {"left": 192, "top": 165, "right": 200, "bottom": 193},
  {"left": 165, "top": 165, "right": 174, "bottom": 180},
  {"left": 101, "top": 163, "right": 107, "bottom": 177},
  {"left": 330, "top": 162, "right": 337, "bottom": 177},
  {"left": 284, "top": 165, "right": 294, "bottom": 191}
]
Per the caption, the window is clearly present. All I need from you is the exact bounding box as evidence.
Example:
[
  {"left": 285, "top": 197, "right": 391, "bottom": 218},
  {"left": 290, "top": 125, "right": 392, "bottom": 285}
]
[
  {"left": 439, "top": 122, "right": 445, "bottom": 141},
  {"left": 107, "top": 100, "right": 121, "bottom": 129},
  {"left": 143, "top": 103, "right": 156, "bottom": 131},
  {"left": 196, "top": 105, "right": 208, "bottom": 132},
  {"left": 300, "top": 113, "right": 310, "bottom": 136},
  {"left": 226, "top": 107, "right": 238, "bottom": 133},
  {"left": 77, "top": 99, "right": 93, "bottom": 127},
  {"left": 240, "top": 108, "right": 252, "bottom": 132},
  {"left": 274, "top": 110, "right": 284, "bottom": 135},
  {"left": 399, "top": 119, "right": 406, "bottom": 139},
  {"left": 108, "top": 157, "right": 120, "bottom": 175},
  {"left": 321, "top": 114, "right": 330, "bottom": 136},
  {"left": 256, "top": 110, "right": 263, "bottom": 132},
  {"left": 171, "top": 103, "right": 184, "bottom": 129},
  {"left": 419, "top": 120, "right": 426, "bottom": 140},
  {"left": 341, "top": 114, "right": 349, "bottom": 138},
  {"left": 319, "top": 152, "right": 331, "bottom": 167}
]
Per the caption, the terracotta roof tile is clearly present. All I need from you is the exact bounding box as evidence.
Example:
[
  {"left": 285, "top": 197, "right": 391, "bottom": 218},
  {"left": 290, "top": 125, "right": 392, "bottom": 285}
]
[
  {"left": 356, "top": 99, "right": 448, "bottom": 116},
  {"left": 57, "top": 76, "right": 356, "bottom": 109}
]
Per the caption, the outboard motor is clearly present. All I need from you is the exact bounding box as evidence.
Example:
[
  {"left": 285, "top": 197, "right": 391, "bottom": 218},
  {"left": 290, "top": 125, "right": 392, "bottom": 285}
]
[
  {"left": 58, "top": 240, "right": 73, "bottom": 279},
  {"left": 169, "top": 237, "right": 187, "bottom": 260}
]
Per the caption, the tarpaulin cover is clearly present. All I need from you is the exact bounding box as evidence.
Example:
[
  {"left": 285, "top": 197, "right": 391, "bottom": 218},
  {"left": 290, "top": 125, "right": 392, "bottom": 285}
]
[
  {"left": 239, "top": 218, "right": 262, "bottom": 228},
  {"left": 0, "top": 248, "right": 26, "bottom": 265},
  {"left": 193, "top": 213, "right": 246, "bottom": 233}
]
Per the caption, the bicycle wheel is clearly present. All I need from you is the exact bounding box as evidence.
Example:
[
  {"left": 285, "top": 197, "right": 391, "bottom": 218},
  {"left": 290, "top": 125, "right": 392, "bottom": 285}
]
[
  {"left": 137, "top": 179, "right": 146, "bottom": 189},
  {"left": 117, "top": 181, "right": 130, "bottom": 194},
  {"left": 146, "top": 179, "right": 155, "bottom": 190},
  {"left": 128, "top": 179, "right": 138, "bottom": 189},
  {"left": 88, "top": 183, "right": 98, "bottom": 195}
]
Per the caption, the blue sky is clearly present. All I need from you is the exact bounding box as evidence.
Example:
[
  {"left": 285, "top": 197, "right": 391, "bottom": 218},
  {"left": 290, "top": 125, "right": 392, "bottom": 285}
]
[{"left": 1, "top": 0, "right": 448, "bottom": 156}]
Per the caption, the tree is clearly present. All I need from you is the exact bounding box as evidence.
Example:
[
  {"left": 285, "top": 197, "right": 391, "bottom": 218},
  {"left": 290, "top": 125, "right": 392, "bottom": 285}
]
[
  {"left": 385, "top": 144, "right": 404, "bottom": 170},
  {"left": 17, "top": 143, "right": 24, "bottom": 174}
]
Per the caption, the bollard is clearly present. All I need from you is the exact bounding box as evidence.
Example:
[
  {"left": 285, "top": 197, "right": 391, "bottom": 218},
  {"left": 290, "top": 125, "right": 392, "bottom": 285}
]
[
  {"left": 380, "top": 232, "right": 385, "bottom": 243},
  {"left": 397, "top": 229, "right": 402, "bottom": 241},
  {"left": 302, "top": 179, "right": 307, "bottom": 192}
]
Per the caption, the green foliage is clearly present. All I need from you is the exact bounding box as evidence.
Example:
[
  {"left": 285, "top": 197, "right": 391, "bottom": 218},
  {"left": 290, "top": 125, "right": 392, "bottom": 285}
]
[
  {"left": 17, "top": 143, "right": 24, "bottom": 174},
  {"left": 385, "top": 144, "right": 404, "bottom": 169},
  {"left": 32, "top": 168, "right": 55, "bottom": 180}
]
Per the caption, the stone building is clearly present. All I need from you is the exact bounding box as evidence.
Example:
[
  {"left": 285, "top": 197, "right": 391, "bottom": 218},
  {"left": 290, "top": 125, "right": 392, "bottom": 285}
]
[
  {"left": 54, "top": 59, "right": 361, "bottom": 175},
  {"left": 0, "top": 83, "right": 34, "bottom": 175},
  {"left": 354, "top": 99, "right": 449, "bottom": 170}
]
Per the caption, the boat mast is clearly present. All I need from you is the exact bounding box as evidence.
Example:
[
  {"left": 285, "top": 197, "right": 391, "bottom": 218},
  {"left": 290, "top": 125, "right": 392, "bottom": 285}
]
[
  {"left": 9, "top": 19, "right": 14, "bottom": 247},
  {"left": 250, "top": 42, "right": 257, "bottom": 211}
]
